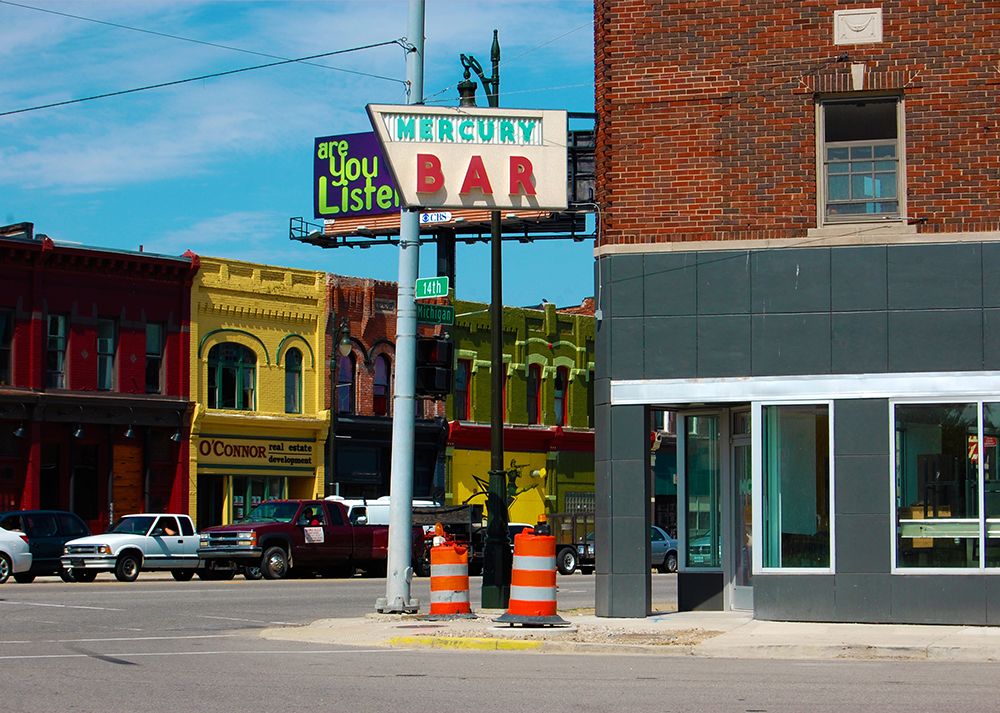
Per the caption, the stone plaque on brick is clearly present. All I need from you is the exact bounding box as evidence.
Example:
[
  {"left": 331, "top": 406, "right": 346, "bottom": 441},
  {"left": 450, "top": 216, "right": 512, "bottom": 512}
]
[{"left": 834, "top": 8, "right": 882, "bottom": 45}]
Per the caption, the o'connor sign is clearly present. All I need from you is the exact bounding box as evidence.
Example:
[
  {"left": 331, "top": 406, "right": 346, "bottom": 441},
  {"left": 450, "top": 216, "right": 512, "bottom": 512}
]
[{"left": 366, "top": 104, "right": 567, "bottom": 211}]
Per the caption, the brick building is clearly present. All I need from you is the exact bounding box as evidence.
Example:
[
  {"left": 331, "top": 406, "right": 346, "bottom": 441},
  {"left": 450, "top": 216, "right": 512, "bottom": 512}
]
[
  {"left": 0, "top": 223, "right": 196, "bottom": 532},
  {"left": 325, "top": 275, "right": 447, "bottom": 500},
  {"left": 595, "top": 2, "right": 1000, "bottom": 623},
  {"left": 188, "top": 257, "right": 327, "bottom": 527},
  {"left": 445, "top": 298, "right": 596, "bottom": 525}
]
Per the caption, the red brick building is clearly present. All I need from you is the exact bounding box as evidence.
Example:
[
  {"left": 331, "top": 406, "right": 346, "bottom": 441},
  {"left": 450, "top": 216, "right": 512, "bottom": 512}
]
[
  {"left": 594, "top": 2, "right": 1000, "bottom": 624},
  {"left": 0, "top": 223, "right": 197, "bottom": 532},
  {"left": 326, "top": 275, "right": 446, "bottom": 499}
]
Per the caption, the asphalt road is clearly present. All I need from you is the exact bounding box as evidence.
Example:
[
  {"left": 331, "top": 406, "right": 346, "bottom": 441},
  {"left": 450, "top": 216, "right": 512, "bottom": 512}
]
[{"left": 3, "top": 574, "right": 999, "bottom": 713}]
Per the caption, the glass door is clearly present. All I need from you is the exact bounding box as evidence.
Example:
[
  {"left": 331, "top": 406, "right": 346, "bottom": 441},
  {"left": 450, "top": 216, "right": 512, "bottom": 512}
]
[{"left": 732, "top": 409, "right": 753, "bottom": 609}]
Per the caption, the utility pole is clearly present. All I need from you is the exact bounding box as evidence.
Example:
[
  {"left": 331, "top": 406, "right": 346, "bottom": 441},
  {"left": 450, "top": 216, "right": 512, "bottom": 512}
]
[
  {"left": 377, "top": 0, "right": 423, "bottom": 614},
  {"left": 461, "top": 31, "right": 510, "bottom": 610}
]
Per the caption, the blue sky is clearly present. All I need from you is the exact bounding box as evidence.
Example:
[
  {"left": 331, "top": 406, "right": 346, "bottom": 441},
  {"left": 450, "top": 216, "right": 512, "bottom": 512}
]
[{"left": 0, "top": 0, "right": 596, "bottom": 307}]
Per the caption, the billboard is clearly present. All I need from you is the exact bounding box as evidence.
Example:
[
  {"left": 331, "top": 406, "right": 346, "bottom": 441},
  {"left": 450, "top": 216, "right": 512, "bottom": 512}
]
[
  {"left": 367, "top": 104, "right": 568, "bottom": 211},
  {"left": 313, "top": 131, "right": 401, "bottom": 220}
]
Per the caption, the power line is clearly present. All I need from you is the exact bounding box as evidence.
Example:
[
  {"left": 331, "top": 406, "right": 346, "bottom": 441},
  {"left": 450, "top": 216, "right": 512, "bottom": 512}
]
[
  {"left": 0, "top": 0, "right": 406, "bottom": 86},
  {"left": 0, "top": 40, "right": 405, "bottom": 118}
]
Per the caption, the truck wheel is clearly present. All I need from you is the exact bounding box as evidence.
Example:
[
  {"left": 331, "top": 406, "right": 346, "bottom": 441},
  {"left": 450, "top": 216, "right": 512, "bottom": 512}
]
[
  {"left": 171, "top": 569, "right": 196, "bottom": 582},
  {"left": 0, "top": 553, "right": 12, "bottom": 584},
  {"left": 261, "top": 546, "right": 289, "bottom": 579},
  {"left": 74, "top": 570, "right": 98, "bottom": 583},
  {"left": 557, "top": 548, "right": 578, "bottom": 576},
  {"left": 60, "top": 570, "right": 77, "bottom": 583},
  {"left": 659, "top": 552, "right": 678, "bottom": 574},
  {"left": 114, "top": 553, "right": 141, "bottom": 582},
  {"left": 241, "top": 565, "right": 263, "bottom": 580}
]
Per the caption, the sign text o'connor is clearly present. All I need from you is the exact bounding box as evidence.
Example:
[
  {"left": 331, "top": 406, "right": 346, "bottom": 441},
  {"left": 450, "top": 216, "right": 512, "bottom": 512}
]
[
  {"left": 198, "top": 439, "right": 267, "bottom": 459},
  {"left": 366, "top": 104, "right": 568, "bottom": 212}
]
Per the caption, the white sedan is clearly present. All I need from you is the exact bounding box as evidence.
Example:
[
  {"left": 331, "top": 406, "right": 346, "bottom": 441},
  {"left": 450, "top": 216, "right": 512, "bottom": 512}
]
[{"left": 0, "top": 526, "right": 33, "bottom": 584}]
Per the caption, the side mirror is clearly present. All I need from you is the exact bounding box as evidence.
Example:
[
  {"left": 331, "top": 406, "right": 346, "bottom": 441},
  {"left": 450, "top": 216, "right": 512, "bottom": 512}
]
[
  {"left": 355, "top": 515, "right": 368, "bottom": 526},
  {"left": 151, "top": 528, "right": 163, "bottom": 537}
]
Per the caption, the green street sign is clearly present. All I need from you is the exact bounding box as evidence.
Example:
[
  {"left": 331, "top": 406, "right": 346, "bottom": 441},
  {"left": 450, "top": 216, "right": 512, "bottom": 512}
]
[
  {"left": 416, "top": 303, "right": 455, "bottom": 325},
  {"left": 415, "top": 276, "right": 449, "bottom": 300}
]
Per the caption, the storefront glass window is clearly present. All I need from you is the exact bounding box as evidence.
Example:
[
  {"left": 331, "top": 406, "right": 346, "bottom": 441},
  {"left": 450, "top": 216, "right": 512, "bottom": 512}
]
[
  {"left": 894, "top": 403, "right": 981, "bottom": 568},
  {"left": 685, "top": 415, "right": 720, "bottom": 569},
  {"left": 762, "top": 404, "right": 831, "bottom": 568}
]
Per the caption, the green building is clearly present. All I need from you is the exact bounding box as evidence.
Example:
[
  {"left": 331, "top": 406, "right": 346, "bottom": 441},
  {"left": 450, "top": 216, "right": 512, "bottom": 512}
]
[{"left": 444, "top": 298, "right": 596, "bottom": 524}]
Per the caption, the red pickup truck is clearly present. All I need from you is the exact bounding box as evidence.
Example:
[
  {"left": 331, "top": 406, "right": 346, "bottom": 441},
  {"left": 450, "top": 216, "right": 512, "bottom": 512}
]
[{"left": 198, "top": 499, "right": 423, "bottom": 580}]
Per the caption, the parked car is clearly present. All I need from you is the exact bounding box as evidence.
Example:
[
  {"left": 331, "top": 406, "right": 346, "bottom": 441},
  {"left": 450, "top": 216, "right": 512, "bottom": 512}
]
[
  {"left": 62, "top": 513, "right": 200, "bottom": 582},
  {"left": 0, "top": 525, "right": 32, "bottom": 584},
  {"left": 0, "top": 510, "right": 90, "bottom": 583},
  {"left": 576, "top": 525, "right": 678, "bottom": 574}
]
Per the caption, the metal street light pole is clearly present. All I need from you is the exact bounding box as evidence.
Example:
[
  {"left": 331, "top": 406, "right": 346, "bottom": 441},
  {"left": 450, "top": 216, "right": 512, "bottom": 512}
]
[
  {"left": 378, "top": 0, "right": 424, "bottom": 614},
  {"left": 462, "top": 31, "right": 510, "bottom": 610}
]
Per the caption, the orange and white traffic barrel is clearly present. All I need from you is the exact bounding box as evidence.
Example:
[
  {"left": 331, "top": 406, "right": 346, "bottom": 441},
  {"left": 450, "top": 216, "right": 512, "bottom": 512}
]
[
  {"left": 429, "top": 542, "right": 473, "bottom": 617},
  {"left": 496, "top": 520, "right": 568, "bottom": 626}
]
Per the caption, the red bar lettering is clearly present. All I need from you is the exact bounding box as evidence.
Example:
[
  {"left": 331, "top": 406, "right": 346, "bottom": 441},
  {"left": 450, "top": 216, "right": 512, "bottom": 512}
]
[
  {"left": 509, "top": 156, "right": 536, "bottom": 196},
  {"left": 416, "top": 153, "right": 444, "bottom": 193},
  {"left": 459, "top": 155, "right": 493, "bottom": 195}
]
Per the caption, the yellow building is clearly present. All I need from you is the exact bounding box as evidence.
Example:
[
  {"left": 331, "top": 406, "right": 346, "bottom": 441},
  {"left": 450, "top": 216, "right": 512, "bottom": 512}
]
[{"left": 188, "top": 257, "right": 328, "bottom": 527}]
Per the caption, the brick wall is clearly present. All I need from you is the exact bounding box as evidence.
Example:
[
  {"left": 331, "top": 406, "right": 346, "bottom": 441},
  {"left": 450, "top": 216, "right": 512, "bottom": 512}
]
[{"left": 595, "top": 0, "right": 1000, "bottom": 245}]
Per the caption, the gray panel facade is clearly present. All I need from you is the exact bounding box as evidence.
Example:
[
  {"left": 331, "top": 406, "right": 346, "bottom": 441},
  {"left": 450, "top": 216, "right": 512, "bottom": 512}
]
[{"left": 598, "top": 241, "right": 1000, "bottom": 624}]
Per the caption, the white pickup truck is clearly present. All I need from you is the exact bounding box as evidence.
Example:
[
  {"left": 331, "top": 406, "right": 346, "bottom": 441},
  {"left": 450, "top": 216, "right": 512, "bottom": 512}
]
[{"left": 61, "top": 513, "right": 200, "bottom": 582}]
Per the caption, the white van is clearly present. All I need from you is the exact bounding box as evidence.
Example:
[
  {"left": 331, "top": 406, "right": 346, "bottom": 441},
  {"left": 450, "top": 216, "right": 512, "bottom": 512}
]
[{"left": 325, "top": 495, "right": 439, "bottom": 526}]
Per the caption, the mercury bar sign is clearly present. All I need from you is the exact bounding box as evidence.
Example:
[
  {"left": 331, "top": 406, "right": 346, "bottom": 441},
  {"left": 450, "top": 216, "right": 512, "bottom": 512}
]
[{"left": 366, "top": 104, "right": 568, "bottom": 211}]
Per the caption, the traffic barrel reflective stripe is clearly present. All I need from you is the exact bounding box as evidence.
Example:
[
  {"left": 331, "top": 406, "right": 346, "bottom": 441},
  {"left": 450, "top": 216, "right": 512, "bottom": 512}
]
[{"left": 429, "top": 543, "right": 471, "bottom": 615}]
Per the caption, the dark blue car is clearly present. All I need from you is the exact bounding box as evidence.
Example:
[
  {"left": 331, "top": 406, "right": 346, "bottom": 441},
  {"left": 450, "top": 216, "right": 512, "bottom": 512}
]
[{"left": 0, "top": 510, "right": 91, "bottom": 583}]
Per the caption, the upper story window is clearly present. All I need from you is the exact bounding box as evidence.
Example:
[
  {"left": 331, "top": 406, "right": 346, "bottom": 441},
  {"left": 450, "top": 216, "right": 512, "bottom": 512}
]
[
  {"left": 96, "top": 319, "right": 116, "bottom": 391},
  {"left": 554, "top": 367, "right": 569, "bottom": 427},
  {"left": 454, "top": 359, "right": 471, "bottom": 421},
  {"left": 373, "top": 354, "right": 390, "bottom": 417},
  {"left": 45, "top": 314, "right": 67, "bottom": 389},
  {"left": 820, "top": 97, "right": 902, "bottom": 224},
  {"left": 336, "top": 353, "right": 355, "bottom": 415},
  {"left": 145, "top": 323, "right": 164, "bottom": 394},
  {"left": 284, "top": 348, "right": 303, "bottom": 414},
  {"left": 526, "top": 364, "right": 542, "bottom": 425},
  {"left": 207, "top": 343, "right": 256, "bottom": 410},
  {"left": 0, "top": 310, "right": 12, "bottom": 386}
]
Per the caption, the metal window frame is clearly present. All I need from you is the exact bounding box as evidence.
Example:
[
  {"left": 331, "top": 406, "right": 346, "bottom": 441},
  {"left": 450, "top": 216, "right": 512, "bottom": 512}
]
[
  {"left": 816, "top": 95, "right": 907, "bottom": 227},
  {"left": 752, "top": 400, "right": 836, "bottom": 576}
]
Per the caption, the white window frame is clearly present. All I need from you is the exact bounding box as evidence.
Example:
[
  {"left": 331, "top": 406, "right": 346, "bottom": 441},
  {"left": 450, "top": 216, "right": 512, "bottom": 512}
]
[
  {"left": 889, "top": 396, "right": 1000, "bottom": 575},
  {"left": 816, "top": 95, "right": 907, "bottom": 227},
  {"left": 752, "top": 400, "right": 836, "bottom": 575}
]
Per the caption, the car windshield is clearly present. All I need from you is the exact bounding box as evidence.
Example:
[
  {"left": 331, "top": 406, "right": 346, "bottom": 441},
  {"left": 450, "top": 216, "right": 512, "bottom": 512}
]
[
  {"left": 241, "top": 502, "right": 300, "bottom": 523},
  {"left": 109, "top": 516, "right": 155, "bottom": 535}
]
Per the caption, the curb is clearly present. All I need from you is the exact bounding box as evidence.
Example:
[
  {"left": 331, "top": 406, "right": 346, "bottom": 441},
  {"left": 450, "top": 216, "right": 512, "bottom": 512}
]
[{"left": 388, "top": 636, "right": 543, "bottom": 651}]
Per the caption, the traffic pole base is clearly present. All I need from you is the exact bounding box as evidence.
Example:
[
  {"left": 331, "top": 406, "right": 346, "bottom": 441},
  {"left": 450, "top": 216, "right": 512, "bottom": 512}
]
[
  {"left": 376, "top": 597, "right": 420, "bottom": 614},
  {"left": 494, "top": 612, "right": 570, "bottom": 627}
]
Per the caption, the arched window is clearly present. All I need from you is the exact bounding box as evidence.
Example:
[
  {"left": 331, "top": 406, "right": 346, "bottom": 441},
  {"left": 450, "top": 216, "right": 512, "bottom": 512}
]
[
  {"left": 284, "top": 348, "right": 303, "bottom": 414},
  {"left": 373, "top": 354, "right": 390, "bottom": 416},
  {"left": 336, "top": 352, "right": 355, "bottom": 415},
  {"left": 554, "top": 366, "right": 568, "bottom": 427},
  {"left": 527, "top": 364, "right": 542, "bottom": 425},
  {"left": 207, "top": 343, "right": 256, "bottom": 410}
]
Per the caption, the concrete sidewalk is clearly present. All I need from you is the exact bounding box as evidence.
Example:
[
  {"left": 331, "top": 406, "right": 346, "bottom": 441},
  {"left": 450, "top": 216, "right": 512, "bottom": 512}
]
[{"left": 260, "top": 608, "right": 1000, "bottom": 662}]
